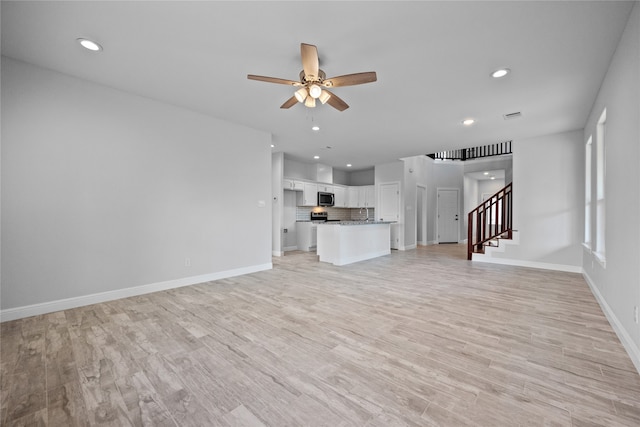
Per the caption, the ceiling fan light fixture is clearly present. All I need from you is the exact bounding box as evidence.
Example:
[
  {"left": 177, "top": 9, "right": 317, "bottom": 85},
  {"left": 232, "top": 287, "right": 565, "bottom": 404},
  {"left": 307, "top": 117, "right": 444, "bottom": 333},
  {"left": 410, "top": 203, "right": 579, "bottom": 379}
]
[
  {"left": 309, "top": 84, "right": 322, "bottom": 99},
  {"left": 304, "top": 96, "right": 316, "bottom": 108},
  {"left": 294, "top": 87, "right": 308, "bottom": 103},
  {"left": 248, "top": 43, "right": 377, "bottom": 111},
  {"left": 318, "top": 90, "right": 331, "bottom": 104}
]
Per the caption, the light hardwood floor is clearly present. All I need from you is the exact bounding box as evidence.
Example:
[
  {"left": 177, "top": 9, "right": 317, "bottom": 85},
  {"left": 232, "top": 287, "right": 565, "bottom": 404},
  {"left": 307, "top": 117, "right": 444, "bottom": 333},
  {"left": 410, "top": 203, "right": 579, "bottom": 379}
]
[{"left": 2, "top": 244, "right": 639, "bottom": 426}]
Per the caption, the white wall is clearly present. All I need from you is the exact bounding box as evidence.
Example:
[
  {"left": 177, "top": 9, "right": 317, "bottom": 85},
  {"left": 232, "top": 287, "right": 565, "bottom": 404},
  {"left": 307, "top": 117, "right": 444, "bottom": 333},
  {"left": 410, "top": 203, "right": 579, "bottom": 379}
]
[
  {"left": 333, "top": 169, "right": 349, "bottom": 186},
  {"left": 478, "top": 179, "right": 505, "bottom": 202},
  {"left": 463, "top": 156, "right": 513, "bottom": 184},
  {"left": 1, "top": 57, "right": 273, "bottom": 318},
  {"left": 375, "top": 161, "right": 404, "bottom": 183},
  {"left": 272, "top": 152, "right": 284, "bottom": 256},
  {"left": 491, "top": 129, "right": 583, "bottom": 269},
  {"left": 402, "top": 157, "right": 419, "bottom": 249},
  {"left": 283, "top": 157, "right": 316, "bottom": 181},
  {"left": 282, "top": 157, "right": 372, "bottom": 186},
  {"left": 463, "top": 175, "right": 479, "bottom": 235},
  {"left": 349, "top": 168, "right": 375, "bottom": 186},
  {"left": 582, "top": 3, "right": 640, "bottom": 371}
]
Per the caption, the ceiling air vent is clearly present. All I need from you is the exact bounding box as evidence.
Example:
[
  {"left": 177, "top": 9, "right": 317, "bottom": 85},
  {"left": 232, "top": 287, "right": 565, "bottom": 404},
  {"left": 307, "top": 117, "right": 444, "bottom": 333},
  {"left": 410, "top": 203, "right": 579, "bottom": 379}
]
[{"left": 503, "top": 111, "right": 522, "bottom": 120}]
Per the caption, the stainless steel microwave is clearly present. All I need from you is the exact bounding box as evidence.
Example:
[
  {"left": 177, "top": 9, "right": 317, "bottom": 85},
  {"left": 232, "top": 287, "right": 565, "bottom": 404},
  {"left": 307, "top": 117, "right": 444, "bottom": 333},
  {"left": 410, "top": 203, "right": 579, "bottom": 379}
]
[{"left": 317, "top": 191, "right": 335, "bottom": 207}]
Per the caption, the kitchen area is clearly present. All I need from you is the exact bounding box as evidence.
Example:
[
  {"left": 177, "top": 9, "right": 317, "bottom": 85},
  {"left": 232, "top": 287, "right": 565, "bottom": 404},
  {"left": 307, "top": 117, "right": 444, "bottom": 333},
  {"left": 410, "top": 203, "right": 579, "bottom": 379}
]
[{"left": 277, "top": 157, "right": 398, "bottom": 266}]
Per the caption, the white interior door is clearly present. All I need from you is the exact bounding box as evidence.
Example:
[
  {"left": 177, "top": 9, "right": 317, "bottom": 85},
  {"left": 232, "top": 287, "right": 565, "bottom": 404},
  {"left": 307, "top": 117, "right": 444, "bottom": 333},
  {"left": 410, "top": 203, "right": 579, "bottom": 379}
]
[
  {"left": 379, "top": 182, "right": 400, "bottom": 221},
  {"left": 437, "top": 188, "right": 459, "bottom": 243}
]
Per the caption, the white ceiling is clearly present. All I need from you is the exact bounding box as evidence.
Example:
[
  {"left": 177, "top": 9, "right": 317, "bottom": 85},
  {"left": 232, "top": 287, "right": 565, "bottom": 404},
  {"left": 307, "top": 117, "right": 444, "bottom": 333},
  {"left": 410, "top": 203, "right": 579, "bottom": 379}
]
[{"left": 1, "top": 1, "right": 634, "bottom": 171}]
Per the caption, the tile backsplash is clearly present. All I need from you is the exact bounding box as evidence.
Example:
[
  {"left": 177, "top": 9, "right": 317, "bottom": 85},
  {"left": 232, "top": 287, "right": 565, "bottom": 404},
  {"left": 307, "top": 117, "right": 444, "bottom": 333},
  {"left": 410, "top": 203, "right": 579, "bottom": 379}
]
[{"left": 296, "top": 206, "right": 375, "bottom": 221}]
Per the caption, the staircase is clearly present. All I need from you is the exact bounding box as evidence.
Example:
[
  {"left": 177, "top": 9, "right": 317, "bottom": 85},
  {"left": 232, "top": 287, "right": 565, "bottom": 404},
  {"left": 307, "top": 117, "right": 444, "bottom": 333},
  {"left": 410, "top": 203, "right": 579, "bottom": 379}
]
[{"left": 467, "top": 183, "right": 514, "bottom": 260}]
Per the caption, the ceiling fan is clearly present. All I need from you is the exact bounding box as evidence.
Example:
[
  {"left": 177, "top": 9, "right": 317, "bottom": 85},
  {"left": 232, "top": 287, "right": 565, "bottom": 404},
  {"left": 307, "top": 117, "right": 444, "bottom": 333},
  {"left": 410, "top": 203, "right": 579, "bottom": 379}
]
[{"left": 248, "top": 43, "right": 377, "bottom": 111}]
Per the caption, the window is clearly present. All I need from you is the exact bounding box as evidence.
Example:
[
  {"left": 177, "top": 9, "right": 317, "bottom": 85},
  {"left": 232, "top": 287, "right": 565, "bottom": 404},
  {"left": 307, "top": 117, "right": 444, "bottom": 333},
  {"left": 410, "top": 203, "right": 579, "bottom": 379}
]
[
  {"left": 584, "top": 136, "right": 592, "bottom": 248},
  {"left": 595, "top": 109, "right": 606, "bottom": 263}
]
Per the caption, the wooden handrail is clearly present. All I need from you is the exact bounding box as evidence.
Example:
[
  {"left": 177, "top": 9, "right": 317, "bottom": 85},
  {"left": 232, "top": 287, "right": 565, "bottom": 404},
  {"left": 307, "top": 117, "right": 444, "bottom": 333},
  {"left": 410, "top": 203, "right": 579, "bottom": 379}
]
[{"left": 467, "top": 182, "right": 513, "bottom": 260}]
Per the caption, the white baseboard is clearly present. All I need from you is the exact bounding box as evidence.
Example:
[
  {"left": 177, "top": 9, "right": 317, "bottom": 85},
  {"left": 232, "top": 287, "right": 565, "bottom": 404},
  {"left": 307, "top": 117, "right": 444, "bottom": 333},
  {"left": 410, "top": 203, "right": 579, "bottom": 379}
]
[
  {"left": 399, "top": 244, "right": 417, "bottom": 251},
  {"left": 272, "top": 250, "right": 283, "bottom": 256},
  {"left": 0, "top": 263, "right": 273, "bottom": 323},
  {"left": 426, "top": 240, "right": 437, "bottom": 246},
  {"left": 472, "top": 256, "right": 583, "bottom": 273},
  {"left": 583, "top": 272, "right": 640, "bottom": 376},
  {"left": 282, "top": 245, "right": 298, "bottom": 252}
]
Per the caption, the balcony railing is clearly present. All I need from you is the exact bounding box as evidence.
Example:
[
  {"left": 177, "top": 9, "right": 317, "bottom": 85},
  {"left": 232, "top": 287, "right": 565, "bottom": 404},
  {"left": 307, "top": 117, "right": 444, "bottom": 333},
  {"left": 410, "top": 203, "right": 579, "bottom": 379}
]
[{"left": 428, "top": 140, "right": 512, "bottom": 162}]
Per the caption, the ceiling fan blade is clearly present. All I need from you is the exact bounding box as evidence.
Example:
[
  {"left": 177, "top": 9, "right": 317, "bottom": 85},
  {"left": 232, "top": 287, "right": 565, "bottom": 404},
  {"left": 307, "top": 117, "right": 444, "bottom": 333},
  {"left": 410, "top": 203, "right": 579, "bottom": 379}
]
[
  {"left": 247, "top": 74, "right": 301, "bottom": 86},
  {"left": 280, "top": 96, "right": 298, "bottom": 109},
  {"left": 301, "top": 43, "right": 320, "bottom": 81},
  {"left": 324, "top": 89, "right": 349, "bottom": 111},
  {"left": 323, "top": 72, "right": 377, "bottom": 88}
]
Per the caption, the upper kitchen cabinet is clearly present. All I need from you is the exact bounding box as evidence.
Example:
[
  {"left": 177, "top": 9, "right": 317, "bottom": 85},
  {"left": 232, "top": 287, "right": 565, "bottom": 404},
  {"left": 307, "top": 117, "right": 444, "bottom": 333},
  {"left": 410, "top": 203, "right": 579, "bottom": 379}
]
[
  {"left": 347, "top": 185, "right": 376, "bottom": 208},
  {"left": 283, "top": 178, "right": 304, "bottom": 191},
  {"left": 301, "top": 182, "right": 318, "bottom": 206},
  {"left": 317, "top": 184, "right": 334, "bottom": 193},
  {"left": 347, "top": 187, "right": 359, "bottom": 208},
  {"left": 363, "top": 185, "right": 376, "bottom": 208},
  {"left": 333, "top": 185, "right": 348, "bottom": 208}
]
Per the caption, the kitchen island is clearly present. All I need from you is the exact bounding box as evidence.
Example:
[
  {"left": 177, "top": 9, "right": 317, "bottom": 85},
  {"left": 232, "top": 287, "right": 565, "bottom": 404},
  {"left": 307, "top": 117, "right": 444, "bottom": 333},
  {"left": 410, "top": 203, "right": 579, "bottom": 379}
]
[{"left": 317, "top": 221, "right": 394, "bottom": 266}]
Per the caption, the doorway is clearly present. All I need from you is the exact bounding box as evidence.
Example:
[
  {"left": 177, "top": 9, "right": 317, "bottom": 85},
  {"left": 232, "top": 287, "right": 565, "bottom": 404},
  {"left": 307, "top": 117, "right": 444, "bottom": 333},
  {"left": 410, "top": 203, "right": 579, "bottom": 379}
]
[{"left": 437, "top": 188, "right": 459, "bottom": 243}]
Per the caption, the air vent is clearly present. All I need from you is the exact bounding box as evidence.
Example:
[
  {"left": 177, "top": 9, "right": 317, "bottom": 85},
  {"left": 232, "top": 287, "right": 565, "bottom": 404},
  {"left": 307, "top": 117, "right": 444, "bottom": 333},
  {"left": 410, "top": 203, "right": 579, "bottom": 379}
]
[{"left": 503, "top": 112, "right": 522, "bottom": 120}]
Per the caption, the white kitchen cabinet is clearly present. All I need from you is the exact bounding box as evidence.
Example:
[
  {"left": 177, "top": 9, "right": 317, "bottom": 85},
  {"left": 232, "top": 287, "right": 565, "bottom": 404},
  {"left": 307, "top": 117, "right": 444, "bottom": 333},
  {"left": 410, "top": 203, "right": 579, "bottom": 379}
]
[
  {"left": 296, "top": 222, "right": 317, "bottom": 251},
  {"left": 333, "top": 185, "right": 347, "bottom": 208},
  {"left": 364, "top": 185, "right": 376, "bottom": 208},
  {"left": 347, "top": 185, "right": 376, "bottom": 208},
  {"left": 283, "top": 178, "right": 304, "bottom": 191},
  {"left": 347, "top": 187, "right": 359, "bottom": 208},
  {"left": 301, "top": 182, "right": 318, "bottom": 206},
  {"left": 317, "top": 183, "right": 334, "bottom": 193}
]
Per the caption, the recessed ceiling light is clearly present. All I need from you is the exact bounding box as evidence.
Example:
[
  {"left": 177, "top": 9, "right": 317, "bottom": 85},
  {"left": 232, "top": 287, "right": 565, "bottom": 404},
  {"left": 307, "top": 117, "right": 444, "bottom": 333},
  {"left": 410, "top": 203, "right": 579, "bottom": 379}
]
[
  {"left": 313, "top": 155, "right": 320, "bottom": 159},
  {"left": 491, "top": 68, "right": 510, "bottom": 78},
  {"left": 311, "top": 126, "right": 320, "bottom": 131},
  {"left": 462, "top": 118, "right": 475, "bottom": 126},
  {"left": 483, "top": 172, "right": 489, "bottom": 175},
  {"left": 77, "top": 38, "right": 102, "bottom": 51},
  {"left": 490, "top": 176, "right": 496, "bottom": 180},
  {"left": 346, "top": 164, "right": 352, "bottom": 167},
  {"left": 270, "top": 144, "right": 275, "bottom": 148}
]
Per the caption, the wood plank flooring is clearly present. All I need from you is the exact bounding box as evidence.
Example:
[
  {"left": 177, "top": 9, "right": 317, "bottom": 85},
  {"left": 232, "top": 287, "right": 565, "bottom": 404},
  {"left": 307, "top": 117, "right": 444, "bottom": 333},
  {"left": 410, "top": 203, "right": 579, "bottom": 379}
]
[{"left": 2, "top": 244, "right": 639, "bottom": 426}]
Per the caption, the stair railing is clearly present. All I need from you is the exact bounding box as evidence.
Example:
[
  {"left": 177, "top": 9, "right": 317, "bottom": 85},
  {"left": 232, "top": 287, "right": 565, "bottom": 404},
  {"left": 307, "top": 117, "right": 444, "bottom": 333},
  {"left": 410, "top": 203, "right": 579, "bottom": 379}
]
[{"left": 467, "top": 183, "right": 513, "bottom": 260}]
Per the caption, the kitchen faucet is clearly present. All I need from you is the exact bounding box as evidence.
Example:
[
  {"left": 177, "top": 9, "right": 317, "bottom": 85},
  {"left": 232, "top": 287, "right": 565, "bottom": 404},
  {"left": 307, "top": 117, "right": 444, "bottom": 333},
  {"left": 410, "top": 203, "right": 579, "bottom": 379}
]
[{"left": 359, "top": 207, "right": 370, "bottom": 221}]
